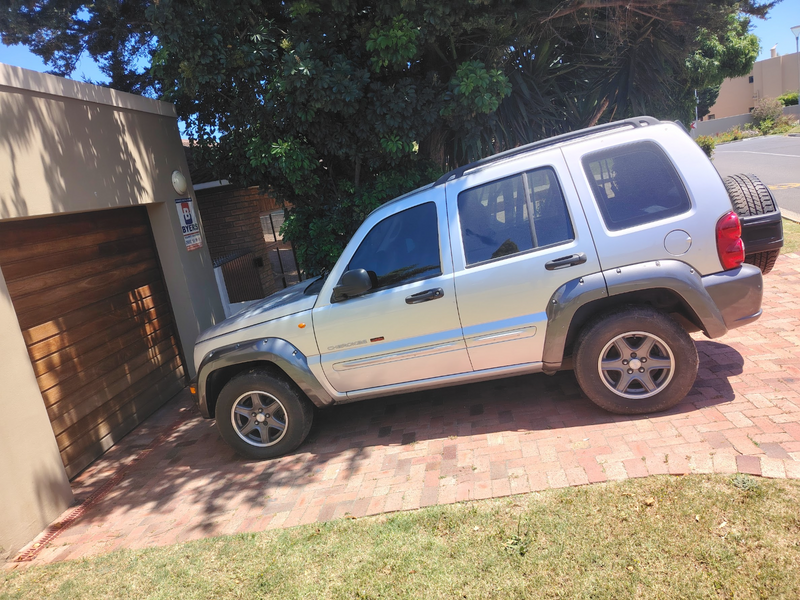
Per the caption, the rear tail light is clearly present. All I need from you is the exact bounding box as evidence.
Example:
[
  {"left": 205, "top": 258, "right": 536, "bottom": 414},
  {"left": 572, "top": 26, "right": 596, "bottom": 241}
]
[{"left": 716, "top": 211, "right": 744, "bottom": 270}]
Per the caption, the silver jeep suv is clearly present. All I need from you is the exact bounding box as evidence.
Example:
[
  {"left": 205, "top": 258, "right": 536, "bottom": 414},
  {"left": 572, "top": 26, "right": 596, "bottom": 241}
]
[{"left": 192, "top": 117, "right": 781, "bottom": 459}]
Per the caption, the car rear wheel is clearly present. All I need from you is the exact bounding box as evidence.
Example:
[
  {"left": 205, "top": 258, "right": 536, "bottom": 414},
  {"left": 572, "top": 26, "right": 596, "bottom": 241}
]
[
  {"left": 723, "top": 173, "right": 780, "bottom": 274},
  {"left": 215, "top": 368, "right": 313, "bottom": 459},
  {"left": 574, "top": 307, "right": 698, "bottom": 415}
]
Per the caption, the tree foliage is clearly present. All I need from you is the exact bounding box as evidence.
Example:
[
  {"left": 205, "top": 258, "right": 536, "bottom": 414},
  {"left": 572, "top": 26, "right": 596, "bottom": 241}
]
[
  {"left": 2, "top": 0, "right": 776, "bottom": 274},
  {"left": 1, "top": 0, "right": 154, "bottom": 93}
]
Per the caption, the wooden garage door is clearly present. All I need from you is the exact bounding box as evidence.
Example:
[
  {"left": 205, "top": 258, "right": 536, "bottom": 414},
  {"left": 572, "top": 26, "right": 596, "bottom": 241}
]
[{"left": 0, "top": 207, "right": 185, "bottom": 479}]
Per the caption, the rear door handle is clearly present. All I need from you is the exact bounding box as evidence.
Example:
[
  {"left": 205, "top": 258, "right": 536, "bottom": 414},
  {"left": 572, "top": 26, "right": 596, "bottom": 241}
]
[
  {"left": 545, "top": 252, "right": 587, "bottom": 271},
  {"left": 405, "top": 288, "right": 444, "bottom": 304}
]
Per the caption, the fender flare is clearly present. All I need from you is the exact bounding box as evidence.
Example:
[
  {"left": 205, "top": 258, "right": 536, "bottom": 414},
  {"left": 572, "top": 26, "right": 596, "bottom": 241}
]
[
  {"left": 541, "top": 260, "right": 729, "bottom": 372},
  {"left": 196, "top": 337, "right": 334, "bottom": 417}
]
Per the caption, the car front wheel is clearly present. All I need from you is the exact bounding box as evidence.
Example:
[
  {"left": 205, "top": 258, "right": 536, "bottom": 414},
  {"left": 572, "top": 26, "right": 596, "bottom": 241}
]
[
  {"left": 573, "top": 307, "right": 698, "bottom": 415},
  {"left": 215, "top": 368, "right": 313, "bottom": 459}
]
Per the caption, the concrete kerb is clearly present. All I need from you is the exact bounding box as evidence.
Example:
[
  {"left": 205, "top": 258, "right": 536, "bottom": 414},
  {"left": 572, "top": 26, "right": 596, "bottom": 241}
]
[{"left": 781, "top": 208, "right": 800, "bottom": 224}]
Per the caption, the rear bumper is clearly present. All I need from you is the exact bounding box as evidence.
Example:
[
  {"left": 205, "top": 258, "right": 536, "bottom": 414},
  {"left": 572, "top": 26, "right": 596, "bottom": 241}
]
[
  {"left": 702, "top": 263, "right": 763, "bottom": 332},
  {"left": 741, "top": 210, "right": 783, "bottom": 255}
]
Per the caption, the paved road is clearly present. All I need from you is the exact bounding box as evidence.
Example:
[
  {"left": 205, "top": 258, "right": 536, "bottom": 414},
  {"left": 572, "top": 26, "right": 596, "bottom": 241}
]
[{"left": 712, "top": 135, "right": 800, "bottom": 217}]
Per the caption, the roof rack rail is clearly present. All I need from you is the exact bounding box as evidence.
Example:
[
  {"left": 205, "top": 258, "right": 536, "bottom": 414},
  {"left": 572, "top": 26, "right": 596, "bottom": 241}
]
[{"left": 434, "top": 116, "right": 661, "bottom": 186}]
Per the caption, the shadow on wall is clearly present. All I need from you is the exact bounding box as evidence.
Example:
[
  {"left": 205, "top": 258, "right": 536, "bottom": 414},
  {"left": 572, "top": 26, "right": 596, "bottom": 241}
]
[
  {"left": 0, "top": 76, "right": 194, "bottom": 533},
  {"left": 0, "top": 79, "right": 178, "bottom": 220},
  {"left": 72, "top": 339, "right": 743, "bottom": 536},
  {"left": 0, "top": 442, "right": 73, "bottom": 561},
  {"left": 0, "top": 208, "right": 191, "bottom": 481}
]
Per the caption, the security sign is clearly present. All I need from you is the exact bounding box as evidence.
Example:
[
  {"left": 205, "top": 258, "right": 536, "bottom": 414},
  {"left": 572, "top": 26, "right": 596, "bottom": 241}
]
[{"left": 175, "top": 198, "right": 203, "bottom": 251}]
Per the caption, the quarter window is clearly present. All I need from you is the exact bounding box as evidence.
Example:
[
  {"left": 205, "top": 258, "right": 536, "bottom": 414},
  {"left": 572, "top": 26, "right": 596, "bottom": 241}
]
[
  {"left": 458, "top": 167, "right": 574, "bottom": 266},
  {"left": 347, "top": 202, "right": 441, "bottom": 291},
  {"left": 582, "top": 141, "right": 691, "bottom": 231}
]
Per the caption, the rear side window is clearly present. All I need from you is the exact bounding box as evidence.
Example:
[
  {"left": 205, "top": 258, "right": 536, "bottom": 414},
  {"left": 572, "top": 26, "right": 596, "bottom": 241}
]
[
  {"left": 347, "top": 202, "right": 441, "bottom": 291},
  {"left": 458, "top": 173, "right": 532, "bottom": 265},
  {"left": 582, "top": 141, "right": 691, "bottom": 231},
  {"left": 458, "top": 167, "right": 574, "bottom": 266},
  {"left": 527, "top": 168, "right": 574, "bottom": 249}
]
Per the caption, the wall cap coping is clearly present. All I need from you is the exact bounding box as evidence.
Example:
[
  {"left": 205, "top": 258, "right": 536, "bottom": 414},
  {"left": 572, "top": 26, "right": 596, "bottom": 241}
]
[
  {"left": 194, "top": 180, "right": 231, "bottom": 190},
  {"left": 0, "top": 62, "right": 177, "bottom": 118}
]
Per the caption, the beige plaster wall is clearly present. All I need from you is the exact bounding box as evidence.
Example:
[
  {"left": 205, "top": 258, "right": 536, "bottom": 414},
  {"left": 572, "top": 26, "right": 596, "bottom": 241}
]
[
  {"left": 707, "top": 75, "right": 753, "bottom": 120},
  {"left": 0, "top": 63, "right": 225, "bottom": 376},
  {"left": 147, "top": 200, "right": 226, "bottom": 376},
  {"left": 0, "top": 267, "right": 73, "bottom": 560},
  {"left": 708, "top": 52, "right": 800, "bottom": 120},
  {"left": 1, "top": 62, "right": 179, "bottom": 218}
]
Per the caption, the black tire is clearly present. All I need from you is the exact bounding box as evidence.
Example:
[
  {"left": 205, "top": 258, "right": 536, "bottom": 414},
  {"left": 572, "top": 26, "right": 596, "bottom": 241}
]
[
  {"left": 215, "top": 368, "right": 313, "bottom": 460},
  {"left": 573, "top": 307, "right": 698, "bottom": 415},
  {"left": 745, "top": 249, "right": 779, "bottom": 274},
  {"left": 723, "top": 173, "right": 780, "bottom": 274}
]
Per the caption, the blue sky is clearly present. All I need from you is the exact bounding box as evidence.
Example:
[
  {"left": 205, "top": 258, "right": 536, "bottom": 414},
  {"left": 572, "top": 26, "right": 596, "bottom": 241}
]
[
  {"left": 0, "top": 42, "right": 107, "bottom": 82},
  {"left": 0, "top": 3, "right": 799, "bottom": 85},
  {"left": 752, "top": 0, "right": 800, "bottom": 60}
]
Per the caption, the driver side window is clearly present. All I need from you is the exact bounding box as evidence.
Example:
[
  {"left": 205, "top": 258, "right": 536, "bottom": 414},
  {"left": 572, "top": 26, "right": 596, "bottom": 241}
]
[{"left": 347, "top": 202, "right": 441, "bottom": 291}]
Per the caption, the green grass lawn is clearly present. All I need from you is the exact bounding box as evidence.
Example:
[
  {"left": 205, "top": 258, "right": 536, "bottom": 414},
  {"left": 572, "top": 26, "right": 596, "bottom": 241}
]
[
  {"left": 2, "top": 474, "right": 799, "bottom": 600},
  {"left": 782, "top": 218, "right": 800, "bottom": 255}
]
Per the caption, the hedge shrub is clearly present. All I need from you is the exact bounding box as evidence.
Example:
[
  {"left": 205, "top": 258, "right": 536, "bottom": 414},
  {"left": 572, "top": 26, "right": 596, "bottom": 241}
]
[
  {"left": 695, "top": 135, "right": 716, "bottom": 157},
  {"left": 777, "top": 91, "right": 799, "bottom": 106}
]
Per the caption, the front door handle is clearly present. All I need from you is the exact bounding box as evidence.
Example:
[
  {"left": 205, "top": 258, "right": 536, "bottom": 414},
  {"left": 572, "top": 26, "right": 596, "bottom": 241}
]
[
  {"left": 405, "top": 288, "right": 444, "bottom": 304},
  {"left": 545, "top": 252, "right": 587, "bottom": 271}
]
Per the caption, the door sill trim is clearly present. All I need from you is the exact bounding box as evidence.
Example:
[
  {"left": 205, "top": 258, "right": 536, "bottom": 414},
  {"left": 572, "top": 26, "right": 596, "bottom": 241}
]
[{"left": 338, "top": 361, "right": 543, "bottom": 404}]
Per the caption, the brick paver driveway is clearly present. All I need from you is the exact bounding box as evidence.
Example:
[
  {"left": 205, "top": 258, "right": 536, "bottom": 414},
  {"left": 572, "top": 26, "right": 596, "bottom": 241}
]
[{"left": 16, "top": 255, "right": 800, "bottom": 565}]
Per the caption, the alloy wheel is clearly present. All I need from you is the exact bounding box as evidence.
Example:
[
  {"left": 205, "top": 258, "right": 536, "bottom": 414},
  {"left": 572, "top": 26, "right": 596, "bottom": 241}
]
[
  {"left": 230, "top": 391, "right": 289, "bottom": 447},
  {"left": 597, "top": 331, "right": 675, "bottom": 399}
]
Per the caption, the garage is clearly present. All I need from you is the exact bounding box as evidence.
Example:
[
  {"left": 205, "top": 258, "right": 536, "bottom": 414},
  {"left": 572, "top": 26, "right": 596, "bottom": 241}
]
[
  {"left": 0, "top": 207, "right": 186, "bottom": 479},
  {"left": 1, "top": 62, "right": 227, "bottom": 559}
]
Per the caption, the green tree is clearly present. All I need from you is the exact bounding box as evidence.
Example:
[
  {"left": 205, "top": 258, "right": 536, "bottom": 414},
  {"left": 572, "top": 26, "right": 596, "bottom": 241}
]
[
  {"left": 1, "top": 0, "right": 776, "bottom": 273},
  {"left": 688, "top": 13, "right": 761, "bottom": 119}
]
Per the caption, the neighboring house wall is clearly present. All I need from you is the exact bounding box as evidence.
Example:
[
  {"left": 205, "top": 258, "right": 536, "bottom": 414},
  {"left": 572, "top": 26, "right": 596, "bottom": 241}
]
[
  {"left": 693, "top": 105, "right": 800, "bottom": 138},
  {"left": 0, "top": 63, "right": 225, "bottom": 559},
  {"left": 707, "top": 75, "right": 753, "bottom": 120},
  {"left": 706, "top": 52, "right": 800, "bottom": 120},
  {"left": 195, "top": 185, "right": 279, "bottom": 295}
]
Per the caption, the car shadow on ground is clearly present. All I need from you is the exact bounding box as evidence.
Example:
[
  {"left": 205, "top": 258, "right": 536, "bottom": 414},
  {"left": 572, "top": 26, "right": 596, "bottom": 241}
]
[{"left": 76, "top": 338, "right": 744, "bottom": 535}]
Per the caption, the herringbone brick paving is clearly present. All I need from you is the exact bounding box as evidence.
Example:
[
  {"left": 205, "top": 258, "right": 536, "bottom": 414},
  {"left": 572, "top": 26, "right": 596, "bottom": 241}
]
[{"left": 16, "top": 254, "right": 800, "bottom": 565}]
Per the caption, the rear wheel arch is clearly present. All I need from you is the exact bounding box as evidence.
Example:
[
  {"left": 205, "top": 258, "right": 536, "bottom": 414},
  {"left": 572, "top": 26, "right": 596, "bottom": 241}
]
[{"left": 547, "top": 287, "right": 705, "bottom": 370}]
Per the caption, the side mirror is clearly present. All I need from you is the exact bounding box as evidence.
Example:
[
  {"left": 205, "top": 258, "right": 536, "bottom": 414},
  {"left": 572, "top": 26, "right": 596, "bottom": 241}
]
[{"left": 332, "top": 268, "right": 373, "bottom": 302}]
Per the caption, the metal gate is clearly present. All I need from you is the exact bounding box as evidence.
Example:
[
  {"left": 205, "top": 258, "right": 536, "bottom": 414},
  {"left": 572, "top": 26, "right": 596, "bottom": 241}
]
[
  {"left": 261, "top": 210, "right": 301, "bottom": 290},
  {"left": 213, "top": 250, "right": 265, "bottom": 303}
]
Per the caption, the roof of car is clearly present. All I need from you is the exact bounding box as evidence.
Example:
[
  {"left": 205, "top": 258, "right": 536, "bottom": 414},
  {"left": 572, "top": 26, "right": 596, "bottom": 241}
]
[
  {"left": 368, "top": 116, "right": 665, "bottom": 219},
  {"left": 434, "top": 116, "right": 662, "bottom": 186}
]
